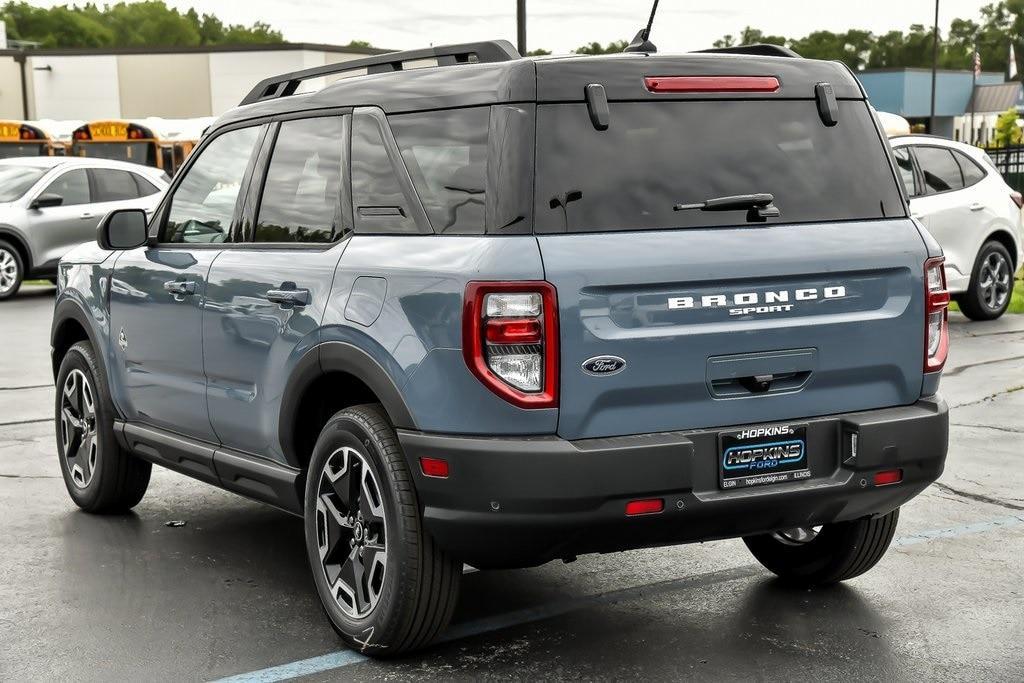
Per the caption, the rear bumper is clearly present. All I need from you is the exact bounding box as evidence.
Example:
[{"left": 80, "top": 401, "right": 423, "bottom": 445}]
[{"left": 398, "top": 398, "right": 948, "bottom": 568}]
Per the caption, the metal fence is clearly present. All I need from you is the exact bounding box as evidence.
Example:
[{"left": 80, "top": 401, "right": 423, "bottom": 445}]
[{"left": 986, "top": 145, "right": 1024, "bottom": 192}]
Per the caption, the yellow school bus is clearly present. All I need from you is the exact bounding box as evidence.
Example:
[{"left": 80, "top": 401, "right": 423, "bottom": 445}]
[
  {"left": 0, "top": 120, "right": 72, "bottom": 158},
  {"left": 70, "top": 118, "right": 212, "bottom": 175}
]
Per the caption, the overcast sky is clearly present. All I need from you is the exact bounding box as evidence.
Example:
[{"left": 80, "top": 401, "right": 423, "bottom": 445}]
[{"left": 35, "top": 1, "right": 998, "bottom": 53}]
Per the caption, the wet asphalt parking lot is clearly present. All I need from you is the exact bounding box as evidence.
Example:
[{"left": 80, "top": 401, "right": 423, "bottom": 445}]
[{"left": 1, "top": 283, "right": 1023, "bottom": 682}]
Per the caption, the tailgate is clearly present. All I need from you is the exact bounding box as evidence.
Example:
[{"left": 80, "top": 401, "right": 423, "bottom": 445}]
[{"left": 542, "top": 220, "right": 928, "bottom": 440}]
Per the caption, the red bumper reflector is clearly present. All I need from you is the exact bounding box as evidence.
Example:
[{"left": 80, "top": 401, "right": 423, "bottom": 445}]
[
  {"left": 644, "top": 75, "right": 780, "bottom": 93},
  {"left": 873, "top": 469, "right": 903, "bottom": 486},
  {"left": 625, "top": 498, "right": 664, "bottom": 516},
  {"left": 419, "top": 457, "right": 449, "bottom": 478}
]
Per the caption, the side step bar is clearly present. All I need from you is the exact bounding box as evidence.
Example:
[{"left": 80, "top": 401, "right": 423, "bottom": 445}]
[{"left": 116, "top": 421, "right": 304, "bottom": 515}]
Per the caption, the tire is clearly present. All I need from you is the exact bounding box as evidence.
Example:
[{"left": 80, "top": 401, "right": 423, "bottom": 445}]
[
  {"left": 958, "top": 240, "right": 1015, "bottom": 321},
  {"left": 304, "top": 404, "right": 460, "bottom": 657},
  {"left": 55, "top": 341, "right": 151, "bottom": 513},
  {"left": 0, "top": 239, "right": 24, "bottom": 301},
  {"left": 743, "top": 508, "right": 899, "bottom": 585}
]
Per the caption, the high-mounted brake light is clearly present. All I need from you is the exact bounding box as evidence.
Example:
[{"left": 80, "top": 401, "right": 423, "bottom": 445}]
[
  {"left": 644, "top": 75, "right": 780, "bottom": 94},
  {"left": 463, "top": 282, "right": 558, "bottom": 409},
  {"left": 924, "top": 257, "right": 950, "bottom": 372}
]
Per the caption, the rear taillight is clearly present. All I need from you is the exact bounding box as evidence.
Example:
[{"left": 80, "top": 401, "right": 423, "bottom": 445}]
[
  {"left": 463, "top": 282, "right": 558, "bottom": 408},
  {"left": 924, "top": 257, "right": 950, "bottom": 372},
  {"left": 1011, "top": 191, "right": 1023, "bottom": 209}
]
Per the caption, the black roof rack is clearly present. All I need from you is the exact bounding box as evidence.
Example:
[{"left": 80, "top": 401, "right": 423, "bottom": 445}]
[
  {"left": 694, "top": 44, "right": 801, "bottom": 59},
  {"left": 240, "top": 40, "right": 520, "bottom": 106}
]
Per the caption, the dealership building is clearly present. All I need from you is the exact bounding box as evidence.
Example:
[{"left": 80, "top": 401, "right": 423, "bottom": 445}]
[
  {"left": 0, "top": 42, "right": 389, "bottom": 121},
  {"left": 856, "top": 67, "right": 1017, "bottom": 141}
]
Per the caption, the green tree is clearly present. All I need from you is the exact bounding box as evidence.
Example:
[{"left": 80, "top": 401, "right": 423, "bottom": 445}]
[
  {"left": 707, "top": 0, "right": 1024, "bottom": 72},
  {"left": 994, "top": 107, "right": 1022, "bottom": 146},
  {"left": 526, "top": 48, "right": 551, "bottom": 56},
  {"left": 0, "top": 1, "right": 283, "bottom": 48},
  {"left": 574, "top": 40, "right": 628, "bottom": 55}
]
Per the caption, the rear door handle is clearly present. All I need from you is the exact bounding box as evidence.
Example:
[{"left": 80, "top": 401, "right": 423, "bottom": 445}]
[
  {"left": 265, "top": 287, "right": 311, "bottom": 307},
  {"left": 79, "top": 213, "right": 95, "bottom": 220},
  {"left": 163, "top": 280, "right": 196, "bottom": 296},
  {"left": 969, "top": 202, "right": 985, "bottom": 212}
]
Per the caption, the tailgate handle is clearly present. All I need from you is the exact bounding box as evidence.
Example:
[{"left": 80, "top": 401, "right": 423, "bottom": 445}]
[
  {"left": 733, "top": 372, "right": 809, "bottom": 395},
  {"left": 706, "top": 348, "right": 817, "bottom": 398}
]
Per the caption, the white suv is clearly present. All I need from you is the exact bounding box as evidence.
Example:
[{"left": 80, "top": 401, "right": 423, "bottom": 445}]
[{"left": 890, "top": 135, "right": 1022, "bottom": 320}]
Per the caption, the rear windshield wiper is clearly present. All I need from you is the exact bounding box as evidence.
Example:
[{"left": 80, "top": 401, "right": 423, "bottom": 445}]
[{"left": 673, "top": 193, "right": 780, "bottom": 222}]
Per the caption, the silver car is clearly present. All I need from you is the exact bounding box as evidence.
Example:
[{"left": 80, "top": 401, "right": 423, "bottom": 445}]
[{"left": 0, "top": 157, "right": 168, "bottom": 299}]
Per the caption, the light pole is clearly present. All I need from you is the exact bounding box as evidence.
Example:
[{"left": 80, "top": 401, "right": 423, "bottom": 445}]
[
  {"left": 516, "top": 0, "right": 526, "bottom": 56},
  {"left": 930, "top": 0, "right": 940, "bottom": 133}
]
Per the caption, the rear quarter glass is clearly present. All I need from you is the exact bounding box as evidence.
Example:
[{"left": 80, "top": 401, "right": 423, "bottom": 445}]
[{"left": 534, "top": 99, "right": 905, "bottom": 233}]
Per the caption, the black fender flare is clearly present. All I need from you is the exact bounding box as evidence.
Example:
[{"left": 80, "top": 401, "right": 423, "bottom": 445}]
[
  {"left": 51, "top": 297, "right": 106, "bottom": 378},
  {"left": 279, "top": 341, "right": 416, "bottom": 468}
]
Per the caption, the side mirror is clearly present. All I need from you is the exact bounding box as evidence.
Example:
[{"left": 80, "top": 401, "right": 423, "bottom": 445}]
[
  {"left": 97, "top": 209, "right": 148, "bottom": 250},
  {"left": 30, "top": 193, "right": 63, "bottom": 210}
]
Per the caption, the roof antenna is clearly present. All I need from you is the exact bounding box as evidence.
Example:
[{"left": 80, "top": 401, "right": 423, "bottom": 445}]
[{"left": 624, "top": 0, "right": 660, "bottom": 53}]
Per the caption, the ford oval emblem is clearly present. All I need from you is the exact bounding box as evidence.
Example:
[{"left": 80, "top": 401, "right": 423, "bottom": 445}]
[{"left": 582, "top": 355, "right": 626, "bottom": 376}]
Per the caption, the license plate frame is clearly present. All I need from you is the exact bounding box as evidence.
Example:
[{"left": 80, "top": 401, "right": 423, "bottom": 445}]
[{"left": 719, "top": 424, "right": 810, "bottom": 490}]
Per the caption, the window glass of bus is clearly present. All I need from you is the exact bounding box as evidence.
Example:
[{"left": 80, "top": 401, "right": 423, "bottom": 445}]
[
  {"left": 914, "top": 146, "right": 964, "bottom": 194},
  {"left": 0, "top": 165, "right": 45, "bottom": 202},
  {"left": 389, "top": 107, "right": 488, "bottom": 234},
  {"left": 92, "top": 169, "right": 140, "bottom": 202},
  {"left": 351, "top": 110, "right": 418, "bottom": 234},
  {"left": 42, "top": 169, "right": 90, "bottom": 206},
  {"left": 892, "top": 146, "right": 917, "bottom": 197},
  {"left": 132, "top": 173, "right": 161, "bottom": 197},
  {"left": 254, "top": 117, "right": 346, "bottom": 243},
  {"left": 534, "top": 100, "right": 905, "bottom": 233},
  {"left": 162, "top": 127, "right": 260, "bottom": 244},
  {"left": 0, "top": 143, "right": 46, "bottom": 159},
  {"left": 952, "top": 150, "right": 986, "bottom": 188}
]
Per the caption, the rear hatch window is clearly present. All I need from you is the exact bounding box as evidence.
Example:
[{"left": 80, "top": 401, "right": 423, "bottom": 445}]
[{"left": 535, "top": 100, "right": 905, "bottom": 233}]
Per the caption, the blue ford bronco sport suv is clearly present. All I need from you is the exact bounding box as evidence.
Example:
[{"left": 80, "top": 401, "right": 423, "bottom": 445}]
[{"left": 51, "top": 40, "right": 950, "bottom": 655}]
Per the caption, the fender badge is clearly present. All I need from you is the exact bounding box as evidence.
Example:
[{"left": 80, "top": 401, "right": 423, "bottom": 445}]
[
  {"left": 118, "top": 328, "right": 128, "bottom": 352},
  {"left": 582, "top": 355, "right": 626, "bottom": 376}
]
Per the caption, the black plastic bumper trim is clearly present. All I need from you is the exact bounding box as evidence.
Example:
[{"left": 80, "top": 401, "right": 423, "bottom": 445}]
[{"left": 397, "top": 398, "right": 948, "bottom": 568}]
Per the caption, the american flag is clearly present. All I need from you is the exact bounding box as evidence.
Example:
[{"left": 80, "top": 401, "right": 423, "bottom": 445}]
[{"left": 974, "top": 51, "right": 982, "bottom": 77}]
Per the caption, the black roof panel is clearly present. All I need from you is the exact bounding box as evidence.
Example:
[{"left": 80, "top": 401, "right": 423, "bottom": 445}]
[{"left": 211, "top": 49, "right": 865, "bottom": 133}]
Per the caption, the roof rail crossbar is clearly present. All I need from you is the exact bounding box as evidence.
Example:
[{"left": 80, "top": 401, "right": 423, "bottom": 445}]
[
  {"left": 240, "top": 40, "right": 520, "bottom": 106},
  {"left": 694, "top": 44, "right": 801, "bottom": 59}
]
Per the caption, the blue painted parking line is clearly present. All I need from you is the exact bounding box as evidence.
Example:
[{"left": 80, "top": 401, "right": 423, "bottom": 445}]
[
  {"left": 210, "top": 513, "right": 1024, "bottom": 683},
  {"left": 211, "top": 650, "right": 369, "bottom": 683},
  {"left": 892, "top": 514, "right": 1024, "bottom": 546}
]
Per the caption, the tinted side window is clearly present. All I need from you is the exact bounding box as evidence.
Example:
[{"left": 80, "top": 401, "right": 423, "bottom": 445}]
[
  {"left": 163, "top": 126, "right": 261, "bottom": 244},
  {"left": 914, "top": 146, "right": 964, "bottom": 194},
  {"left": 351, "top": 110, "right": 419, "bottom": 234},
  {"left": 42, "top": 169, "right": 90, "bottom": 206},
  {"left": 390, "top": 107, "right": 488, "bottom": 234},
  {"left": 892, "top": 147, "right": 917, "bottom": 197},
  {"left": 953, "top": 150, "right": 986, "bottom": 187},
  {"left": 92, "top": 169, "right": 140, "bottom": 202},
  {"left": 254, "top": 117, "right": 347, "bottom": 243},
  {"left": 133, "top": 173, "right": 161, "bottom": 196}
]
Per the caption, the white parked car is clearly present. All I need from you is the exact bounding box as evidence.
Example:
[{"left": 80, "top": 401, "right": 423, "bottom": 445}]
[{"left": 890, "top": 135, "right": 1022, "bottom": 320}]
